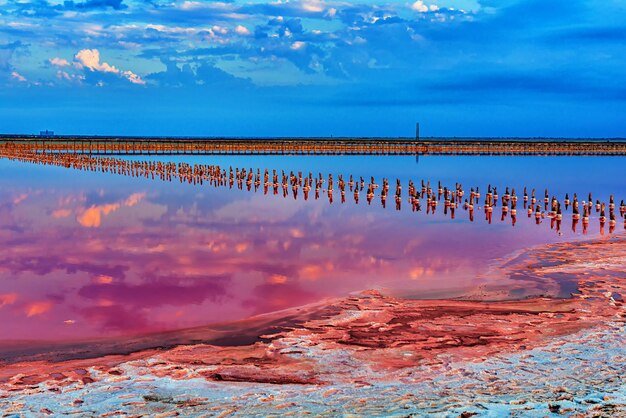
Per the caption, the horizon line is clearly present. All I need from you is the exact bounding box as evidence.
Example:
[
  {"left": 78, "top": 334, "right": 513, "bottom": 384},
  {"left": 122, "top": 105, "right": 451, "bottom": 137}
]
[{"left": 2, "top": 133, "right": 626, "bottom": 142}]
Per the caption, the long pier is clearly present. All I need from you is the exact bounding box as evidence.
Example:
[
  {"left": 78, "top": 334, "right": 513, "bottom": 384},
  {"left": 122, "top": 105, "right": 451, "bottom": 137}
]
[{"left": 1, "top": 136, "right": 626, "bottom": 156}]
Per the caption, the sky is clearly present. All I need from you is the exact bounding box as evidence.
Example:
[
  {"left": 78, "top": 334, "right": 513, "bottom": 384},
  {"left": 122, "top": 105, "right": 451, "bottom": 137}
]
[{"left": 0, "top": 0, "right": 625, "bottom": 137}]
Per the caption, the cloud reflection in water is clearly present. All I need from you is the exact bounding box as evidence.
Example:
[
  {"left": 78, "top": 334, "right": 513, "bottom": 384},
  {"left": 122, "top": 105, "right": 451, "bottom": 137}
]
[{"left": 0, "top": 160, "right": 616, "bottom": 343}]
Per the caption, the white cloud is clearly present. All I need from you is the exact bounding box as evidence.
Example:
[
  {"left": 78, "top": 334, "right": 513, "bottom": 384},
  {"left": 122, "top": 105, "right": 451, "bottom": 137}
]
[
  {"left": 11, "top": 71, "right": 27, "bottom": 82},
  {"left": 235, "top": 25, "right": 250, "bottom": 36},
  {"left": 74, "top": 49, "right": 146, "bottom": 85},
  {"left": 212, "top": 25, "right": 228, "bottom": 35},
  {"left": 75, "top": 49, "right": 118, "bottom": 73},
  {"left": 145, "top": 24, "right": 198, "bottom": 35},
  {"left": 411, "top": 1, "right": 428, "bottom": 12},
  {"left": 291, "top": 41, "right": 306, "bottom": 50},
  {"left": 302, "top": 1, "right": 324, "bottom": 13},
  {"left": 122, "top": 70, "right": 146, "bottom": 85},
  {"left": 50, "top": 57, "right": 70, "bottom": 67},
  {"left": 180, "top": 1, "right": 203, "bottom": 10},
  {"left": 179, "top": 1, "right": 231, "bottom": 11},
  {"left": 118, "top": 41, "right": 142, "bottom": 50},
  {"left": 55, "top": 69, "right": 86, "bottom": 84}
]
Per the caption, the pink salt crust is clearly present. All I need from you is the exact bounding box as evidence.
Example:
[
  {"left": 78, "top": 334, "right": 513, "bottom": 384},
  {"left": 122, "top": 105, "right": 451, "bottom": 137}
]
[{"left": 1, "top": 235, "right": 624, "bottom": 391}]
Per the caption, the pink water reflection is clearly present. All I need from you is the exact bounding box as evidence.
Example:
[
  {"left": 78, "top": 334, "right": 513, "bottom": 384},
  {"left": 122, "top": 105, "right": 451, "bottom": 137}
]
[{"left": 0, "top": 162, "right": 617, "bottom": 344}]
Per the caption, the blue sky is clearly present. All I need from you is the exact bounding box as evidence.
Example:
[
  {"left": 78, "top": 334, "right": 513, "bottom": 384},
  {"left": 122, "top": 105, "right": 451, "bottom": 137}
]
[{"left": 1, "top": 0, "right": 625, "bottom": 137}]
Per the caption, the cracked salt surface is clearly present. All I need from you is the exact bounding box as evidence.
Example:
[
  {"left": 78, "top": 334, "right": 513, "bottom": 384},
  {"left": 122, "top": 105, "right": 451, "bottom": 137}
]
[
  {"left": 2, "top": 323, "right": 624, "bottom": 417},
  {"left": 2, "top": 315, "right": 623, "bottom": 417}
]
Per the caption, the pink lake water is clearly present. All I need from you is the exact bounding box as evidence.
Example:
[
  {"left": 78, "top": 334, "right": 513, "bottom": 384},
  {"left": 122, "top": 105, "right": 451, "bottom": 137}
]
[{"left": 0, "top": 154, "right": 624, "bottom": 344}]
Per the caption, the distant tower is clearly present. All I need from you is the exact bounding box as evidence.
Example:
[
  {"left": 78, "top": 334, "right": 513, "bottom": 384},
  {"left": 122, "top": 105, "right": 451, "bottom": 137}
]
[{"left": 415, "top": 122, "right": 421, "bottom": 164}]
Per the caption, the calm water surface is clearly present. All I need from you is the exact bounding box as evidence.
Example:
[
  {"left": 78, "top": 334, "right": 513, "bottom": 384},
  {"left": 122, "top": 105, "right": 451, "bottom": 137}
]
[{"left": 0, "top": 155, "right": 624, "bottom": 343}]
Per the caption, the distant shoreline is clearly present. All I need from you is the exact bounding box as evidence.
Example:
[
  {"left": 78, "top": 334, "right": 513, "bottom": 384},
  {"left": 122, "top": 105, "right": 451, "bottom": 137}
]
[
  {"left": 3, "top": 135, "right": 626, "bottom": 156},
  {"left": 1, "top": 134, "right": 626, "bottom": 143}
]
